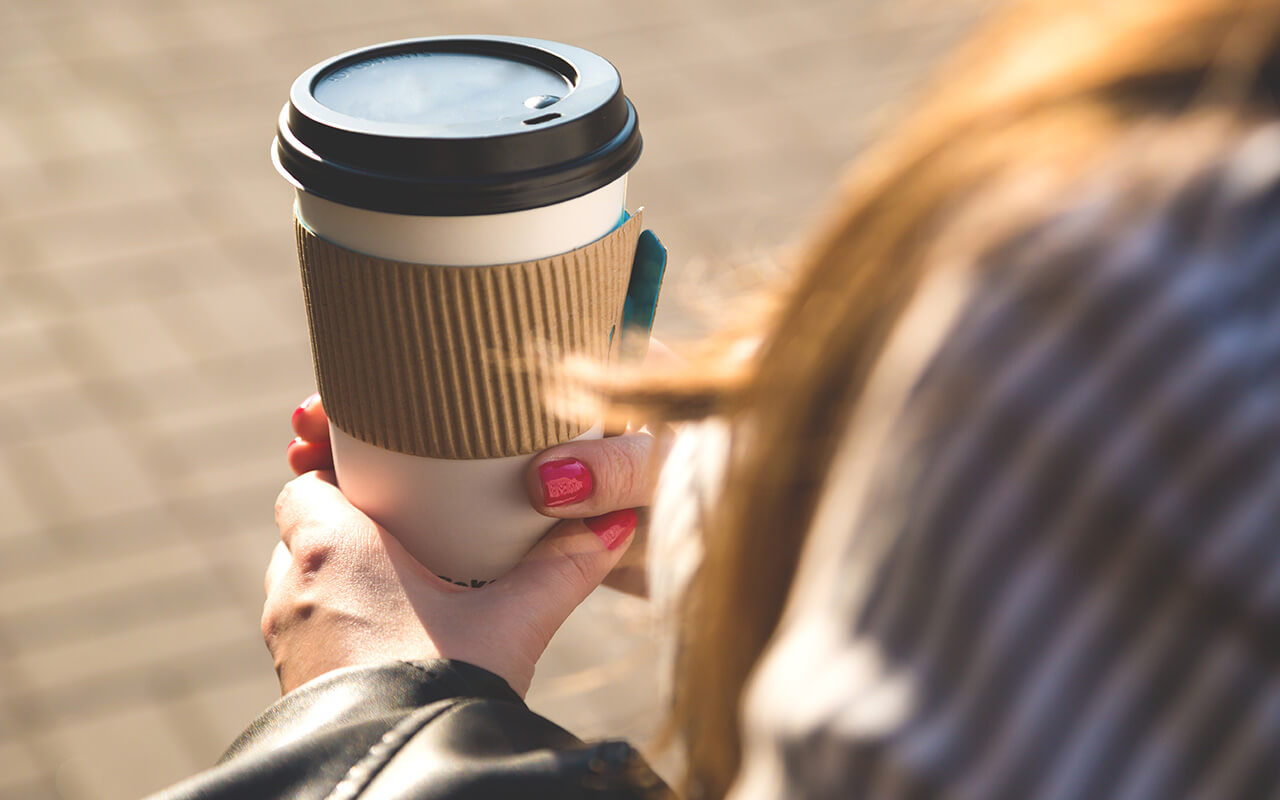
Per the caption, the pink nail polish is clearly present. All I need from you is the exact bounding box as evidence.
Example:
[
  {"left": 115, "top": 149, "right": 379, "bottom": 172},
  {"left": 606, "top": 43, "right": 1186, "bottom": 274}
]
[
  {"left": 585, "top": 509, "right": 638, "bottom": 550},
  {"left": 538, "top": 458, "right": 593, "bottom": 507},
  {"left": 292, "top": 393, "right": 319, "bottom": 427},
  {"left": 287, "top": 437, "right": 301, "bottom": 453}
]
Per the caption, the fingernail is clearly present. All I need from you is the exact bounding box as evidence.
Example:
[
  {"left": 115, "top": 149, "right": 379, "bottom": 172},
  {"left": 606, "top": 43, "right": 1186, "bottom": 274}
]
[
  {"left": 585, "top": 509, "right": 638, "bottom": 550},
  {"left": 287, "top": 437, "right": 301, "bottom": 453},
  {"left": 292, "top": 393, "right": 319, "bottom": 426},
  {"left": 538, "top": 458, "right": 592, "bottom": 507}
]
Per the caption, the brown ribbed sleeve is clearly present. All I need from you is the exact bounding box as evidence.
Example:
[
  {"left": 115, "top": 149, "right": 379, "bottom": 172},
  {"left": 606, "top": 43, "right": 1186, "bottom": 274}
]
[{"left": 295, "top": 212, "right": 642, "bottom": 459}]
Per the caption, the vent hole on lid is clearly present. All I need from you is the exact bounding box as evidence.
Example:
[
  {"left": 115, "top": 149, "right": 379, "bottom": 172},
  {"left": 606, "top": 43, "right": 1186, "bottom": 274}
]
[{"left": 523, "top": 112, "right": 562, "bottom": 125}]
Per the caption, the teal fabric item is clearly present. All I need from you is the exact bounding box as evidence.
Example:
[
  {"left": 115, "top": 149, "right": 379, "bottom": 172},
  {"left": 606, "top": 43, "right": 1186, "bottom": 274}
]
[{"left": 620, "top": 228, "right": 667, "bottom": 360}]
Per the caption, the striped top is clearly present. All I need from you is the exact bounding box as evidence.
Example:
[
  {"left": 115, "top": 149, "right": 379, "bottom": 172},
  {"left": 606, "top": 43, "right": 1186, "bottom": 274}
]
[{"left": 654, "top": 121, "right": 1280, "bottom": 800}]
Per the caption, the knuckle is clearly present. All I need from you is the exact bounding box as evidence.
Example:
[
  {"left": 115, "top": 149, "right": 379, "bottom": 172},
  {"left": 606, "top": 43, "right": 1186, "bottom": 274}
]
[
  {"left": 292, "top": 598, "right": 318, "bottom": 620},
  {"left": 599, "top": 437, "right": 649, "bottom": 503},
  {"left": 260, "top": 593, "right": 318, "bottom": 642},
  {"left": 274, "top": 480, "right": 300, "bottom": 530},
  {"left": 543, "top": 537, "right": 596, "bottom": 596},
  {"left": 291, "top": 537, "right": 333, "bottom": 578},
  {"left": 261, "top": 602, "right": 280, "bottom": 643}
]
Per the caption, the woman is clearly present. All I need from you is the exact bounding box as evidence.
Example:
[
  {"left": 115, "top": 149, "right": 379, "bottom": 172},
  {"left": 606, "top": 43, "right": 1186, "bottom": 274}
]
[{"left": 152, "top": 0, "right": 1280, "bottom": 797}]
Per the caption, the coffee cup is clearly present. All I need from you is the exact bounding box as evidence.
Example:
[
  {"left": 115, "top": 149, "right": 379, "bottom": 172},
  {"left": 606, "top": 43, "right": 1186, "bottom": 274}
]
[{"left": 272, "top": 36, "right": 649, "bottom": 586}]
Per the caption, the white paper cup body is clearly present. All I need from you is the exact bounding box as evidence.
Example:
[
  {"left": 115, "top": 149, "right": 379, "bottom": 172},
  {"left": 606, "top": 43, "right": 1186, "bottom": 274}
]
[{"left": 294, "top": 176, "right": 626, "bottom": 584}]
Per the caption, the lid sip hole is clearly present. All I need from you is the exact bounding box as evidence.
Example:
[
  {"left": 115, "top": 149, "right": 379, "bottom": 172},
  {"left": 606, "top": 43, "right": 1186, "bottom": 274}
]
[{"left": 523, "top": 112, "right": 561, "bottom": 125}]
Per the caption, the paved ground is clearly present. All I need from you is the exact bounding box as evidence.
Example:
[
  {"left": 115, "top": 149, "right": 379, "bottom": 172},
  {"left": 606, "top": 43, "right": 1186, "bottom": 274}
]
[{"left": 0, "top": 0, "right": 986, "bottom": 797}]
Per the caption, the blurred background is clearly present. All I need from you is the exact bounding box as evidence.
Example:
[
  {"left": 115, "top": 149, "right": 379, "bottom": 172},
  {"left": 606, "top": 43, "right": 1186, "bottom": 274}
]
[{"left": 0, "top": 0, "right": 989, "bottom": 797}]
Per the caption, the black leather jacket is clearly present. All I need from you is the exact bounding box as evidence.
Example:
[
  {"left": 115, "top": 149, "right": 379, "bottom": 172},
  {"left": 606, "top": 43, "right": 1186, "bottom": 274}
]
[{"left": 147, "top": 660, "right": 671, "bottom": 799}]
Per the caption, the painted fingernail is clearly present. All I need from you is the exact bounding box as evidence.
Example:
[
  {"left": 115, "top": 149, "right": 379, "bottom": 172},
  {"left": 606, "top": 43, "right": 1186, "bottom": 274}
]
[
  {"left": 287, "top": 437, "right": 302, "bottom": 454},
  {"left": 538, "top": 458, "right": 592, "bottom": 507},
  {"left": 292, "top": 393, "right": 319, "bottom": 426},
  {"left": 585, "top": 509, "right": 638, "bottom": 550}
]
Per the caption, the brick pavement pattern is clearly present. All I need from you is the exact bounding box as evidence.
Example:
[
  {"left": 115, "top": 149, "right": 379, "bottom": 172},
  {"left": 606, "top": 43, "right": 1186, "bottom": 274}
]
[{"left": 0, "top": 0, "right": 987, "bottom": 797}]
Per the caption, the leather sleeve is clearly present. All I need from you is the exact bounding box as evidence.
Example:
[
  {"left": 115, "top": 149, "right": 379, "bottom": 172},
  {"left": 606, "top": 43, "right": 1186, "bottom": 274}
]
[{"left": 146, "top": 660, "right": 671, "bottom": 800}]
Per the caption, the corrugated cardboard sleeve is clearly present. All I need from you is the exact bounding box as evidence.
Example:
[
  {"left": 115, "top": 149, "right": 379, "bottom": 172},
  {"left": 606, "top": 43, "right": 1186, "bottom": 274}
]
[{"left": 295, "top": 212, "right": 643, "bottom": 460}]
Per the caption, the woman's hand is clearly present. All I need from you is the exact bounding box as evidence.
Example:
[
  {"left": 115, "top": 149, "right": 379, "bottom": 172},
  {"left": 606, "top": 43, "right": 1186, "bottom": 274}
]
[
  {"left": 287, "top": 342, "right": 674, "bottom": 597},
  {"left": 273, "top": 339, "right": 675, "bottom": 695},
  {"left": 266, "top": 469, "right": 637, "bottom": 696}
]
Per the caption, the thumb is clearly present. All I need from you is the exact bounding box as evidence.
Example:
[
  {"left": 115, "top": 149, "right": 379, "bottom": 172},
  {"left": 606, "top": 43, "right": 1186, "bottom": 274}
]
[{"left": 495, "top": 509, "right": 639, "bottom": 629}]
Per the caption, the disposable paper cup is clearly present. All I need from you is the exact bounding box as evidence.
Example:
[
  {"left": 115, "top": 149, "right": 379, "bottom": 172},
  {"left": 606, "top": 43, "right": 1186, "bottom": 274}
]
[{"left": 273, "top": 36, "right": 644, "bottom": 585}]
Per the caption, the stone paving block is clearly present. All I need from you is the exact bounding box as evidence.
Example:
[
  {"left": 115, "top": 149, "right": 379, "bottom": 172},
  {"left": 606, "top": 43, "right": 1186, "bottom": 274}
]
[
  {"left": 222, "top": 227, "right": 299, "bottom": 281},
  {"left": 14, "top": 197, "right": 210, "bottom": 272},
  {"left": 0, "top": 505, "right": 187, "bottom": 588},
  {"left": 0, "top": 777, "right": 56, "bottom": 800},
  {"left": 0, "top": 386, "right": 102, "bottom": 452},
  {"left": 46, "top": 302, "right": 192, "bottom": 377},
  {"left": 55, "top": 101, "right": 150, "bottom": 161},
  {"left": 0, "top": 320, "right": 82, "bottom": 402},
  {"left": 551, "top": 21, "right": 699, "bottom": 69},
  {"left": 0, "top": 275, "right": 38, "bottom": 329},
  {"left": 0, "top": 153, "right": 179, "bottom": 224},
  {"left": 155, "top": 196, "right": 283, "bottom": 258},
  {"left": 262, "top": 0, "right": 473, "bottom": 39},
  {"left": 1, "top": 425, "right": 160, "bottom": 529},
  {"left": 0, "top": 60, "right": 79, "bottom": 118},
  {"left": 199, "top": 339, "right": 316, "bottom": 404},
  {"left": 159, "top": 446, "right": 292, "bottom": 516},
  {"left": 0, "top": 4, "right": 54, "bottom": 67},
  {"left": 35, "top": 368, "right": 208, "bottom": 444},
  {"left": 777, "top": 47, "right": 922, "bottom": 116},
  {"left": 126, "top": 42, "right": 283, "bottom": 101},
  {"left": 145, "top": 406, "right": 294, "bottom": 494},
  {"left": 24, "top": 9, "right": 156, "bottom": 66},
  {"left": 32, "top": 701, "right": 211, "bottom": 800},
  {"left": 150, "top": 81, "right": 283, "bottom": 147},
  {"left": 0, "top": 119, "right": 36, "bottom": 173},
  {"left": 210, "top": 525, "right": 280, "bottom": 618},
  {"left": 546, "top": 0, "right": 700, "bottom": 45},
  {"left": 0, "top": 535, "right": 209, "bottom": 625},
  {"left": 170, "top": 476, "right": 282, "bottom": 537},
  {"left": 3, "top": 574, "right": 230, "bottom": 662},
  {"left": 182, "top": 1, "right": 287, "bottom": 50},
  {"left": 186, "top": 175, "right": 294, "bottom": 239},
  {"left": 175, "top": 532, "right": 278, "bottom": 624},
  {"left": 10, "top": 606, "right": 256, "bottom": 697},
  {"left": 129, "top": 369, "right": 308, "bottom": 452},
  {"left": 709, "top": 2, "right": 851, "bottom": 59},
  {"left": 2, "top": 99, "right": 143, "bottom": 167},
  {"left": 158, "top": 672, "right": 278, "bottom": 766},
  {"left": 73, "top": 6, "right": 165, "bottom": 60},
  {"left": 147, "top": 279, "right": 306, "bottom": 364},
  {"left": 34, "top": 241, "right": 233, "bottom": 311},
  {"left": 0, "top": 739, "right": 48, "bottom": 799},
  {"left": 0, "top": 460, "right": 41, "bottom": 544},
  {"left": 9, "top": 0, "right": 88, "bottom": 24},
  {"left": 17, "top": 638, "right": 268, "bottom": 744}
]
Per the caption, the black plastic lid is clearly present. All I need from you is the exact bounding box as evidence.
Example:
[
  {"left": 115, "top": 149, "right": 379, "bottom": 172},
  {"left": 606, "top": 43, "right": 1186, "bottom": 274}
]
[{"left": 273, "top": 36, "right": 642, "bottom": 215}]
